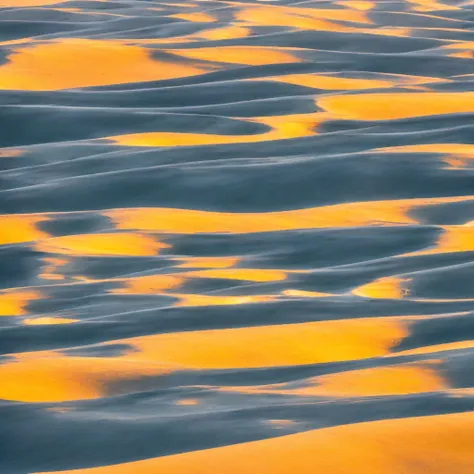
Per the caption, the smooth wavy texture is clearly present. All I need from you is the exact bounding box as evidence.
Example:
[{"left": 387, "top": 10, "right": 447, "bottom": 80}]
[{"left": 1, "top": 0, "right": 474, "bottom": 472}]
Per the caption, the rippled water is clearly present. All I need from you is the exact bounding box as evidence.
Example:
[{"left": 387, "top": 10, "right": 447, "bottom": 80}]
[{"left": 1, "top": 0, "right": 474, "bottom": 472}]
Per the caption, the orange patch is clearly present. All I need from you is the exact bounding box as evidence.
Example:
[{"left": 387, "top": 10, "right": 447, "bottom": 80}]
[
  {"left": 318, "top": 92, "right": 474, "bottom": 121},
  {"left": 414, "top": 226, "right": 474, "bottom": 255},
  {"left": 236, "top": 9, "right": 359, "bottom": 33},
  {"left": 268, "top": 74, "right": 396, "bottom": 90},
  {"left": 268, "top": 73, "right": 444, "bottom": 90},
  {"left": 395, "top": 340, "right": 474, "bottom": 356},
  {"left": 184, "top": 268, "right": 288, "bottom": 282},
  {"left": 23, "top": 316, "right": 78, "bottom": 325},
  {"left": 282, "top": 289, "right": 333, "bottom": 298},
  {"left": 176, "top": 398, "right": 199, "bottom": 405},
  {"left": 7, "top": 316, "right": 407, "bottom": 401},
  {"left": 199, "top": 25, "right": 250, "bottom": 40},
  {"left": 168, "top": 46, "right": 301, "bottom": 65},
  {"left": 336, "top": 0, "right": 374, "bottom": 10},
  {"left": 36, "top": 412, "right": 474, "bottom": 474},
  {"left": 39, "top": 257, "right": 68, "bottom": 281},
  {"left": 0, "top": 214, "right": 49, "bottom": 245},
  {"left": 267, "top": 419, "right": 297, "bottom": 427},
  {"left": 109, "top": 131, "right": 266, "bottom": 147},
  {"left": 107, "top": 112, "right": 323, "bottom": 147},
  {"left": 35, "top": 233, "right": 168, "bottom": 257},
  {"left": 172, "top": 293, "right": 276, "bottom": 307},
  {"left": 375, "top": 143, "right": 474, "bottom": 169},
  {"left": 0, "top": 148, "right": 24, "bottom": 157},
  {"left": 0, "top": 0, "right": 67, "bottom": 5},
  {"left": 377, "top": 143, "right": 474, "bottom": 156},
  {"left": 220, "top": 361, "right": 446, "bottom": 397},
  {"left": 105, "top": 317, "right": 408, "bottom": 369},
  {"left": 236, "top": 5, "right": 372, "bottom": 26},
  {"left": 173, "top": 256, "right": 240, "bottom": 269},
  {"left": 171, "top": 12, "right": 216, "bottom": 22},
  {"left": 0, "top": 39, "right": 210, "bottom": 91},
  {"left": 111, "top": 274, "right": 184, "bottom": 295},
  {"left": 0, "top": 355, "right": 172, "bottom": 402},
  {"left": 308, "top": 362, "right": 446, "bottom": 397},
  {"left": 106, "top": 196, "right": 472, "bottom": 234},
  {"left": 0, "top": 290, "right": 43, "bottom": 316},
  {"left": 407, "top": 0, "right": 460, "bottom": 11},
  {"left": 449, "top": 51, "right": 474, "bottom": 59},
  {"left": 353, "top": 276, "right": 411, "bottom": 299},
  {"left": 364, "top": 27, "right": 412, "bottom": 37}
]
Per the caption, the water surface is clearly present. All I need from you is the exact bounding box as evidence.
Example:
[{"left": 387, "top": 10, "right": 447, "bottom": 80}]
[{"left": 1, "top": 0, "right": 474, "bottom": 472}]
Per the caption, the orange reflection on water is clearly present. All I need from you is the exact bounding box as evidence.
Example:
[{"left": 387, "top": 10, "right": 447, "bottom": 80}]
[
  {"left": 35, "top": 232, "right": 169, "bottom": 257},
  {"left": 198, "top": 25, "right": 251, "bottom": 40},
  {"left": 0, "top": 355, "right": 173, "bottom": 402},
  {"left": 103, "top": 317, "right": 408, "bottom": 369},
  {"left": 0, "top": 148, "right": 24, "bottom": 157},
  {"left": 267, "top": 74, "right": 400, "bottom": 90},
  {"left": 23, "top": 316, "right": 78, "bottom": 325},
  {"left": 38, "top": 411, "right": 474, "bottom": 474},
  {"left": 0, "top": 0, "right": 68, "bottom": 5},
  {"left": 172, "top": 293, "right": 276, "bottom": 307},
  {"left": 171, "top": 11, "right": 216, "bottom": 22},
  {"left": 0, "top": 289, "right": 43, "bottom": 316},
  {"left": 235, "top": 4, "right": 372, "bottom": 27},
  {"left": 108, "top": 131, "right": 276, "bottom": 147},
  {"left": 235, "top": 9, "right": 360, "bottom": 33},
  {"left": 0, "top": 39, "right": 211, "bottom": 91},
  {"left": 176, "top": 398, "right": 200, "bottom": 406},
  {"left": 413, "top": 226, "right": 474, "bottom": 255},
  {"left": 395, "top": 340, "right": 474, "bottom": 356},
  {"left": 39, "top": 257, "right": 68, "bottom": 281},
  {"left": 107, "top": 130, "right": 272, "bottom": 147},
  {"left": 167, "top": 46, "right": 302, "bottom": 65},
  {"left": 110, "top": 274, "right": 184, "bottom": 295},
  {"left": 111, "top": 267, "right": 290, "bottom": 295},
  {"left": 407, "top": 0, "right": 459, "bottom": 11},
  {"left": 267, "top": 72, "right": 445, "bottom": 90},
  {"left": 106, "top": 196, "right": 472, "bottom": 234},
  {"left": 232, "top": 4, "right": 426, "bottom": 38},
  {"left": 318, "top": 92, "right": 474, "bottom": 121},
  {"left": 173, "top": 256, "right": 240, "bottom": 269},
  {"left": 335, "top": 0, "right": 375, "bottom": 9},
  {"left": 376, "top": 143, "right": 474, "bottom": 169},
  {"left": 184, "top": 268, "right": 289, "bottom": 282},
  {"left": 282, "top": 289, "right": 333, "bottom": 298},
  {"left": 219, "top": 361, "right": 446, "bottom": 397},
  {"left": 353, "top": 276, "right": 411, "bottom": 300},
  {"left": 0, "top": 315, "right": 409, "bottom": 402},
  {"left": 102, "top": 24, "right": 251, "bottom": 46},
  {"left": 109, "top": 112, "right": 323, "bottom": 147},
  {"left": 449, "top": 51, "right": 474, "bottom": 59},
  {"left": 0, "top": 214, "right": 49, "bottom": 245},
  {"left": 267, "top": 419, "right": 297, "bottom": 427},
  {"left": 310, "top": 361, "right": 446, "bottom": 396}
]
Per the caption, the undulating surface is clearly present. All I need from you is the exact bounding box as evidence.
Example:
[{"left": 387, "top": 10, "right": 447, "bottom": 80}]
[{"left": 1, "top": 0, "right": 474, "bottom": 472}]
